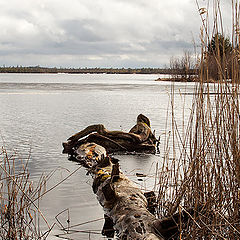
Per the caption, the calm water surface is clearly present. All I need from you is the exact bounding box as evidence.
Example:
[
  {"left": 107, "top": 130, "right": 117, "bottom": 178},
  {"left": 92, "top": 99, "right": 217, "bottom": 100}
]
[{"left": 0, "top": 73, "right": 196, "bottom": 239}]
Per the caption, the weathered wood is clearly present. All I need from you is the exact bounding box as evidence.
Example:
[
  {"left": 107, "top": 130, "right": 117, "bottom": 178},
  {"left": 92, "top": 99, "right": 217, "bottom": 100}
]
[
  {"left": 63, "top": 115, "right": 197, "bottom": 238},
  {"left": 73, "top": 142, "right": 163, "bottom": 239},
  {"left": 62, "top": 114, "right": 157, "bottom": 154}
]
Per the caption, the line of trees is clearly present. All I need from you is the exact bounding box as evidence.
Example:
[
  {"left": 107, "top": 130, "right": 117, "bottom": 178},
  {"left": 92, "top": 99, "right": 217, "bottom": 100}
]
[
  {"left": 0, "top": 66, "right": 162, "bottom": 74},
  {"left": 0, "top": 66, "right": 197, "bottom": 75}
]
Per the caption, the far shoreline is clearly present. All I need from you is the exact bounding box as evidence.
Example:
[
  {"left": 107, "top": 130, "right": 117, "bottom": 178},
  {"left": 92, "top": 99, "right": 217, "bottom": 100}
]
[
  {"left": 0, "top": 66, "right": 197, "bottom": 75},
  {"left": 155, "top": 76, "right": 199, "bottom": 82}
]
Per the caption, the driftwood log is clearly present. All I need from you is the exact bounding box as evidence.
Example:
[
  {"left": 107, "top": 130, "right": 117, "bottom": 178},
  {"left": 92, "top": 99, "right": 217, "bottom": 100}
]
[
  {"left": 63, "top": 115, "right": 194, "bottom": 239},
  {"left": 70, "top": 143, "right": 194, "bottom": 239},
  {"left": 62, "top": 114, "right": 157, "bottom": 154},
  {"left": 73, "top": 142, "right": 163, "bottom": 239}
]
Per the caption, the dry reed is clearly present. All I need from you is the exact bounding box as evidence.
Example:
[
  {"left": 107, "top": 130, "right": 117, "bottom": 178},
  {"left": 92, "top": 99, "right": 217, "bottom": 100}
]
[
  {"left": 0, "top": 146, "right": 53, "bottom": 239},
  {"left": 157, "top": 0, "right": 240, "bottom": 239}
]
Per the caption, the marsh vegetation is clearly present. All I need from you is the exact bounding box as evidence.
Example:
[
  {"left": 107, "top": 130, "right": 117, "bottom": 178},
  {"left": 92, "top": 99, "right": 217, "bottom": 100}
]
[{"left": 156, "top": 1, "right": 240, "bottom": 238}]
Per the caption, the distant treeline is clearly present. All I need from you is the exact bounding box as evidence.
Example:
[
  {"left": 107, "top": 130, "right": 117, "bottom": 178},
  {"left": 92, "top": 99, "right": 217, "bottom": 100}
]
[{"left": 0, "top": 66, "right": 197, "bottom": 75}]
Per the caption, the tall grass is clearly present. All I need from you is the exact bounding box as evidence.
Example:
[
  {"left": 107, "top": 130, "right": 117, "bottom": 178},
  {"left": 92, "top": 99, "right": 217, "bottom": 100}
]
[
  {"left": 0, "top": 147, "right": 52, "bottom": 239},
  {"left": 157, "top": 0, "right": 240, "bottom": 238}
]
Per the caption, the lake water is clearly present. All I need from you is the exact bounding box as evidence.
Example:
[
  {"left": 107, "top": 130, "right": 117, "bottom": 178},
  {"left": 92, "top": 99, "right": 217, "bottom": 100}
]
[{"left": 0, "top": 73, "right": 196, "bottom": 239}]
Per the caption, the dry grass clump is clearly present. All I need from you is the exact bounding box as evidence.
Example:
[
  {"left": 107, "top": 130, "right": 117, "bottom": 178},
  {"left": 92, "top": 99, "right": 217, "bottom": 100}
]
[
  {"left": 157, "top": 0, "right": 240, "bottom": 239},
  {"left": 0, "top": 147, "right": 52, "bottom": 239}
]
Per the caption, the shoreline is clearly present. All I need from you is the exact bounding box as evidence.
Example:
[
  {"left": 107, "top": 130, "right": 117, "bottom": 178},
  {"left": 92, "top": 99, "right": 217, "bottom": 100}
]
[
  {"left": 0, "top": 66, "right": 197, "bottom": 75},
  {"left": 155, "top": 77, "right": 222, "bottom": 83},
  {"left": 155, "top": 77, "right": 199, "bottom": 82}
]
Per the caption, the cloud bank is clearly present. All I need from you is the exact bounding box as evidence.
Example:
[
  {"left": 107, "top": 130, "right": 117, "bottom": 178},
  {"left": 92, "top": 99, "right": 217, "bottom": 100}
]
[{"left": 0, "top": 0, "right": 232, "bottom": 68}]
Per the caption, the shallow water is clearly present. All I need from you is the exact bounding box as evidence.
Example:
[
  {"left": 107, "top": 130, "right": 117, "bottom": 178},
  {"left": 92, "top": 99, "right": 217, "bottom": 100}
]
[{"left": 0, "top": 73, "right": 196, "bottom": 239}]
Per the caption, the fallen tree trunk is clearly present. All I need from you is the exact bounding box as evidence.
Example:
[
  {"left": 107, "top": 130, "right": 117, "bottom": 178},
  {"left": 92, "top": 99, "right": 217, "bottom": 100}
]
[
  {"left": 63, "top": 115, "right": 196, "bottom": 238},
  {"left": 74, "top": 142, "right": 163, "bottom": 239}
]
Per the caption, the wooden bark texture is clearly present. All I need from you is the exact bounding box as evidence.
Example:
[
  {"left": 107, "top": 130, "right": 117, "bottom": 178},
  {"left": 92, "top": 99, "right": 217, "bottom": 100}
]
[{"left": 75, "top": 142, "right": 163, "bottom": 240}]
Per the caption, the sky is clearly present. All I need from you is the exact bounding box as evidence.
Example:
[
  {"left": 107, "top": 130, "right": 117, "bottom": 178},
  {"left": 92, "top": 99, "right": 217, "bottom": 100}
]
[{"left": 0, "top": 0, "right": 233, "bottom": 68}]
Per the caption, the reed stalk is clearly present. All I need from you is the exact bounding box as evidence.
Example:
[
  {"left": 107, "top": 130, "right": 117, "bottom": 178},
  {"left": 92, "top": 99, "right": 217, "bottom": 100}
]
[
  {"left": 0, "top": 147, "right": 52, "bottom": 239},
  {"left": 157, "top": 0, "right": 240, "bottom": 238}
]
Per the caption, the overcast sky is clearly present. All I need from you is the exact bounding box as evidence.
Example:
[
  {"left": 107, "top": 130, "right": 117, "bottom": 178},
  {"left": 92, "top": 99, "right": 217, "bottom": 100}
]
[{"left": 0, "top": 0, "right": 232, "bottom": 68}]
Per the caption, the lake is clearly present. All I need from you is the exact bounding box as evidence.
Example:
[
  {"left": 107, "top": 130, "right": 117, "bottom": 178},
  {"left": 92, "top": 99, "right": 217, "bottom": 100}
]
[{"left": 0, "top": 73, "right": 196, "bottom": 239}]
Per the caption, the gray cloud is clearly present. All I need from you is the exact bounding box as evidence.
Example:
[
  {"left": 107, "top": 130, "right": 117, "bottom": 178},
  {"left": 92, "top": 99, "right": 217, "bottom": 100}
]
[{"left": 0, "top": 0, "right": 232, "bottom": 68}]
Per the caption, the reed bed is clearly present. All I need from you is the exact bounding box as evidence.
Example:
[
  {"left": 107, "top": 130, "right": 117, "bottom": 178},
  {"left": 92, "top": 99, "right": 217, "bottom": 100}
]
[
  {"left": 157, "top": 0, "right": 240, "bottom": 239},
  {"left": 0, "top": 147, "right": 52, "bottom": 239}
]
